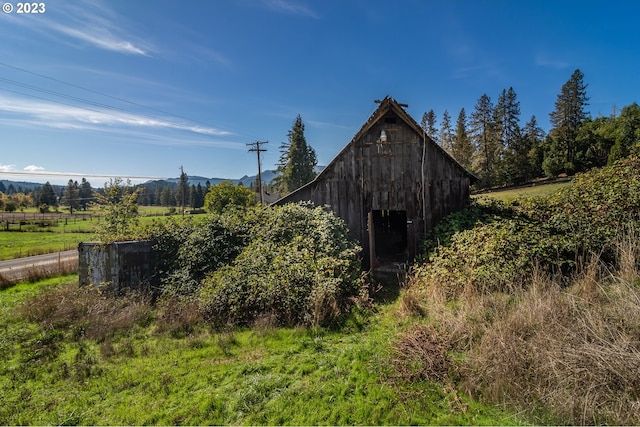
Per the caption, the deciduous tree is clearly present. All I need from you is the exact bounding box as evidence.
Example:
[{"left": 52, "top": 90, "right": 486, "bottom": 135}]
[{"left": 204, "top": 181, "right": 256, "bottom": 214}]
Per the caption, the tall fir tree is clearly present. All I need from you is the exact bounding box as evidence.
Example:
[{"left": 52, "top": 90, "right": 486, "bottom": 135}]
[
  {"left": 546, "top": 68, "right": 589, "bottom": 175},
  {"left": 39, "top": 181, "right": 57, "bottom": 207},
  {"left": 275, "top": 115, "right": 317, "bottom": 194},
  {"left": 494, "top": 87, "right": 522, "bottom": 184},
  {"left": 63, "top": 179, "right": 80, "bottom": 214},
  {"left": 420, "top": 110, "right": 438, "bottom": 140},
  {"left": 452, "top": 108, "right": 474, "bottom": 170},
  {"left": 79, "top": 178, "right": 92, "bottom": 210},
  {"left": 438, "top": 110, "right": 454, "bottom": 153},
  {"left": 470, "top": 94, "right": 498, "bottom": 187},
  {"left": 178, "top": 167, "right": 189, "bottom": 214}
]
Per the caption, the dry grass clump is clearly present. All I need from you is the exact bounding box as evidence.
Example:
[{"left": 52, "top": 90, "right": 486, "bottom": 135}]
[
  {"left": 155, "top": 294, "right": 203, "bottom": 338},
  {"left": 21, "top": 284, "right": 152, "bottom": 341},
  {"left": 391, "top": 324, "right": 453, "bottom": 383},
  {"left": 405, "top": 236, "right": 640, "bottom": 425},
  {"left": 462, "top": 258, "right": 640, "bottom": 425}
]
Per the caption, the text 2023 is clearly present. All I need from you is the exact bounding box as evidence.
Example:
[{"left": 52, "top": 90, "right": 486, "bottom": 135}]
[{"left": 17, "top": 2, "right": 45, "bottom": 13}]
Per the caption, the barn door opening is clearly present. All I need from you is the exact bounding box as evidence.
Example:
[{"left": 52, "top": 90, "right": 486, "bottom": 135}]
[{"left": 371, "top": 210, "right": 407, "bottom": 262}]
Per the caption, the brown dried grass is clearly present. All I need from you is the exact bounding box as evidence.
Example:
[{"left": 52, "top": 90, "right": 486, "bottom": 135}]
[
  {"left": 155, "top": 294, "right": 203, "bottom": 338},
  {"left": 21, "top": 283, "right": 152, "bottom": 342},
  {"left": 403, "top": 232, "right": 640, "bottom": 425}
]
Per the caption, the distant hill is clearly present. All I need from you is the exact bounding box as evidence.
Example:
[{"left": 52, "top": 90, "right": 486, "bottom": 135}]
[
  {"left": 155, "top": 169, "right": 279, "bottom": 188},
  {"left": 1, "top": 167, "right": 326, "bottom": 194},
  {"left": 0, "top": 180, "right": 65, "bottom": 194}
]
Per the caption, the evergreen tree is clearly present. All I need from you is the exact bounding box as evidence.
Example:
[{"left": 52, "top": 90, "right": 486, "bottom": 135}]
[
  {"left": 63, "top": 179, "right": 80, "bottom": 214},
  {"left": 160, "top": 187, "right": 175, "bottom": 207},
  {"left": 452, "top": 108, "right": 474, "bottom": 170},
  {"left": 274, "top": 115, "right": 317, "bottom": 194},
  {"left": 178, "top": 167, "right": 189, "bottom": 214},
  {"left": 7, "top": 184, "right": 16, "bottom": 195},
  {"left": 470, "top": 94, "right": 498, "bottom": 186},
  {"left": 520, "top": 115, "right": 546, "bottom": 179},
  {"left": 0, "top": 182, "right": 5, "bottom": 193},
  {"left": 189, "top": 184, "right": 204, "bottom": 209},
  {"left": 195, "top": 183, "right": 204, "bottom": 208},
  {"left": 438, "top": 110, "right": 454, "bottom": 153},
  {"left": 420, "top": 110, "right": 438, "bottom": 140},
  {"left": 547, "top": 68, "right": 589, "bottom": 174},
  {"left": 39, "top": 181, "right": 57, "bottom": 207},
  {"left": 494, "top": 87, "right": 522, "bottom": 184},
  {"left": 79, "top": 178, "right": 92, "bottom": 210}
]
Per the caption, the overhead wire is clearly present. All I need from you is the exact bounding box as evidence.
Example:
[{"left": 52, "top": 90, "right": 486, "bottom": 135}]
[{"left": 0, "top": 61, "right": 264, "bottom": 144}]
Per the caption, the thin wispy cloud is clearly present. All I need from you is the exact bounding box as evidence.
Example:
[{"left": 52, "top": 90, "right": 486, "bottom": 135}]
[
  {"left": 3, "top": 0, "right": 152, "bottom": 56},
  {"left": 0, "top": 95, "right": 231, "bottom": 138},
  {"left": 24, "top": 165, "right": 45, "bottom": 171},
  {"left": 49, "top": 23, "right": 148, "bottom": 55},
  {"left": 535, "top": 53, "right": 570, "bottom": 70},
  {"left": 263, "top": 0, "right": 320, "bottom": 18},
  {"left": 0, "top": 164, "right": 16, "bottom": 172}
]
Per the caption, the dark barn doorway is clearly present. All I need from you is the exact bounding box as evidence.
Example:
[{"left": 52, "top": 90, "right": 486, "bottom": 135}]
[{"left": 371, "top": 210, "right": 407, "bottom": 260}]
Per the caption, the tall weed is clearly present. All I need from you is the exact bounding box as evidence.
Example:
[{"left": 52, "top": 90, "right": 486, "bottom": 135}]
[{"left": 405, "top": 157, "right": 640, "bottom": 424}]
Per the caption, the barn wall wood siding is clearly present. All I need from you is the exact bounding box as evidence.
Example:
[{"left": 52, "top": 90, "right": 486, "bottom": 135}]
[{"left": 275, "top": 97, "right": 474, "bottom": 262}]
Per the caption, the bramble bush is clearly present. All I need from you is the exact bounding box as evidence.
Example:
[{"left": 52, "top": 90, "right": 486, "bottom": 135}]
[
  {"left": 199, "top": 203, "right": 362, "bottom": 328},
  {"left": 138, "top": 203, "right": 362, "bottom": 328},
  {"left": 416, "top": 156, "right": 640, "bottom": 297}
]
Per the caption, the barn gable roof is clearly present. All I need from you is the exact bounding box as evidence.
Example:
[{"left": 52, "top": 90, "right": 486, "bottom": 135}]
[{"left": 275, "top": 96, "right": 477, "bottom": 203}]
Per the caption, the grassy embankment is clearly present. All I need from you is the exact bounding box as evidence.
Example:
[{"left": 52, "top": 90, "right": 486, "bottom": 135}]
[{"left": 0, "top": 275, "right": 520, "bottom": 425}]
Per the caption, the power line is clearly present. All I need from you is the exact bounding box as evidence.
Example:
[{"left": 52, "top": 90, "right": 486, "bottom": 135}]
[
  {"left": 0, "top": 170, "right": 166, "bottom": 181},
  {"left": 0, "top": 61, "right": 264, "bottom": 143}
]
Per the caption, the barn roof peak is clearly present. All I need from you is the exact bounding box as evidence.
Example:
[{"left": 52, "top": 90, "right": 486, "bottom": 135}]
[{"left": 374, "top": 96, "right": 408, "bottom": 109}]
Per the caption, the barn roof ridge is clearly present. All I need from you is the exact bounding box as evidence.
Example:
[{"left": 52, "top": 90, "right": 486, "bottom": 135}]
[
  {"left": 273, "top": 96, "right": 477, "bottom": 204},
  {"left": 315, "top": 96, "right": 476, "bottom": 183}
]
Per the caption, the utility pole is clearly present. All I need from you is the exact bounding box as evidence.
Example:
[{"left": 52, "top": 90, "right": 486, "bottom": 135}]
[
  {"left": 179, "top": 165, "right": 186, "bottom": 217},
  {"left": 247, "top": 141, "right": 268, "bottom": 205}
]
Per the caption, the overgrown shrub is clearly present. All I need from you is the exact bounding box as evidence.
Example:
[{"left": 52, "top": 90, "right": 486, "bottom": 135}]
[
  {"left": 417, "top": 156, "right": 640, "bottom": 298},
  {"left": 199, "top": 203, "right": 362, "bottom": 328},
  {"left": 403, "top": 156, "right": 640, "bottom": 424},
  {"left": 139, "top": 216, "right": 249, "bottom": 295}
]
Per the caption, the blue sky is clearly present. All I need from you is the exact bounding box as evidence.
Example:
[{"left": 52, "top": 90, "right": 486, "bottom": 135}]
[{"left": 0, "top": 0, "right": 639, "bottom": 186}]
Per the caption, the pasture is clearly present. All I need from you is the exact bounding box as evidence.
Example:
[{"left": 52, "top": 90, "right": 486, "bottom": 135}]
[{"left": 0, "top": 207, "right": 192, "bottom": 261}]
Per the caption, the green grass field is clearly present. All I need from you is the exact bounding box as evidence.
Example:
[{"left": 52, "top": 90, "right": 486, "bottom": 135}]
[
  {"left": 472, "top": 180, "right": 571, "bottom": 203},
  {"left": 0, "top": 207, "right": 193, "bottom": 261},
  {"left": 0, "top": 276, "right": 522, "bottom": 425}
]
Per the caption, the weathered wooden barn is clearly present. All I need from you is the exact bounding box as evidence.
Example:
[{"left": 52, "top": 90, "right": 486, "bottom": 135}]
[{"left": 275, "top": 96, "right": 477, "bottom": 268}]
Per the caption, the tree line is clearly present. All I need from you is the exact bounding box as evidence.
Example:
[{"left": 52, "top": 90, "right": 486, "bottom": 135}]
[{"left": 422, "top": 69, "right": 640, "bottom": 188}]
